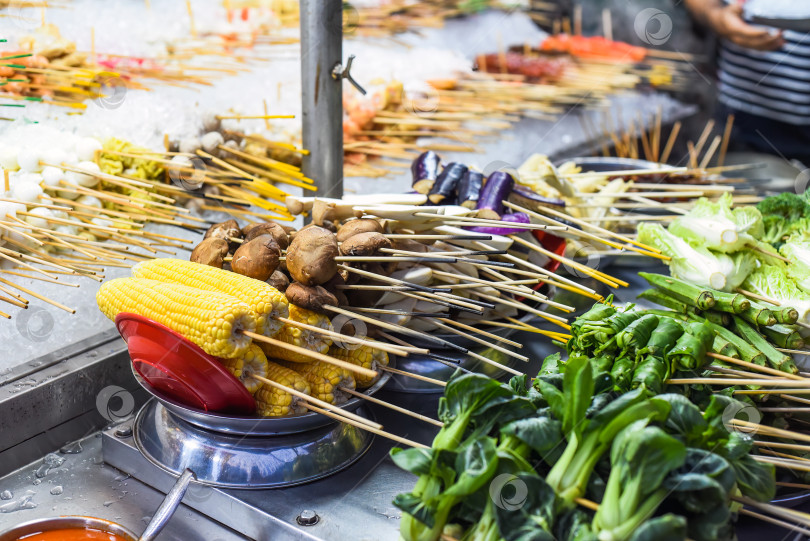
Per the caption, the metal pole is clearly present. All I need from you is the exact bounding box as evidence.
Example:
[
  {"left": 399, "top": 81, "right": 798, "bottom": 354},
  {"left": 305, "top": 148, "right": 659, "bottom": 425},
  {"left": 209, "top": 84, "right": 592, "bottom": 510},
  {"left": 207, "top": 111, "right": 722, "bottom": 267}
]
[{"left": 300, "top": 0, "right": 343, "bottom": 199}]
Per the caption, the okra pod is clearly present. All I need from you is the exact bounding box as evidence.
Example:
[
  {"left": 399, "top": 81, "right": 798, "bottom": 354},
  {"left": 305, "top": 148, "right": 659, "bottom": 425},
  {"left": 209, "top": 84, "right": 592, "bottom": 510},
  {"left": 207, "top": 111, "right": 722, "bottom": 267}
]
[
  {"left": 761, "top": 324, "right": 805, "bottom": 350},
  {"left": 692, "top": 317, "right": 767, "bottom": 367},
  {"left": 739, "top": 304, "right": 776, "bottom": 327},
  {"left": 774, "top": 306, "right": 800, "bottom": 325},
  {"left": 733, "top": 316, "right": 798, "bottom": 375},
  {"left": 711, "top": 335, "right": 740, "bottom": 359},
  {"left": 711, "top": 291, "right": 750, "bottom": 314},
  {"left": 637, "top": 289, "right": 691, "bottom": 313},
  {"left": 639, "top": 272, "right": 716, "bottom": 310}
]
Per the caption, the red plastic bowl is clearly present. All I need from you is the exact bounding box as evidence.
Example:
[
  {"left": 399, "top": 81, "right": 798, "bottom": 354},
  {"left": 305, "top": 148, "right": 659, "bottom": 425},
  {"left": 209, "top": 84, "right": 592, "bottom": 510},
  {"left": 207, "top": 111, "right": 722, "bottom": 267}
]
[{"left": 115, "top": 313, "right": 255, "bottom": 414}]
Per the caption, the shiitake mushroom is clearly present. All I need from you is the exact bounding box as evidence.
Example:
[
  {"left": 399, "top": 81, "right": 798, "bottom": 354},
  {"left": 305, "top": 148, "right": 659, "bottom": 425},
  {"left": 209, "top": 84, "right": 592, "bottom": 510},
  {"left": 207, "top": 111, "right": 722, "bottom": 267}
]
[
  {"left": 286, "top": 226, "right": 339, "bottom": 286},
  {"left": 230, "top": 234, "right": 281, "bottom": 281}
]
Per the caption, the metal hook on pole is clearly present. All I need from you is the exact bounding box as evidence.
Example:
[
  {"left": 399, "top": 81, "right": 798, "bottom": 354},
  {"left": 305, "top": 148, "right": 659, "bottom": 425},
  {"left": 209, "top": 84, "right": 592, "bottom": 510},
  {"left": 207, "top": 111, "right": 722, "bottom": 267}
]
[{"left": 332, "top": 55, "right": 367, "bottom": 95}]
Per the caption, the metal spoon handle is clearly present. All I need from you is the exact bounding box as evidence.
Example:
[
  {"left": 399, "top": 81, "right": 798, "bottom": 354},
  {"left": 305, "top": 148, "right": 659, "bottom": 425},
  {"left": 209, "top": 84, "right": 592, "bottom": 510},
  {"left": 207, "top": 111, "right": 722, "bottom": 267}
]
[{"left": 139, "top": 469, "right": 196, "bottom": 541}]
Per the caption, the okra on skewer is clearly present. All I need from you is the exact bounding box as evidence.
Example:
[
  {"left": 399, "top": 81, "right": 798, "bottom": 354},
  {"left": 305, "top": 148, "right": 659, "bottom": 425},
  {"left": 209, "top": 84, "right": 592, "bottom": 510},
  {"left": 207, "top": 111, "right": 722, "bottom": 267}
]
[
  {"left": 733, "top": 316, "right": 798, "bottom": 375},
  {"left": 711, "top": 290, "right": 750, "bottom": 314},
  {"left": 637, "top": 289, "right": 691, "bottom": 314},
  {"left": 739, "top": 302, "right": 777, "bottom": 327},
  {"left": 639, "top": 272, "right": 716, "bottom": 311},
  {"left": 762, "top": 324, "right": 805, "bottom": 350},
  {"left": 692, "top": 318, "right": 767, "bottom": 368}
]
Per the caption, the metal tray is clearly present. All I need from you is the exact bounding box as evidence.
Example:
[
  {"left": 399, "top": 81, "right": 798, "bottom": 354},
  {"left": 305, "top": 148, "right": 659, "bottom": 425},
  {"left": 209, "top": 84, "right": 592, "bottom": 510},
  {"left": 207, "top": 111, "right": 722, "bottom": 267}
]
[{"left": 132, "top": 364, "right": 392, "bottom": 436}]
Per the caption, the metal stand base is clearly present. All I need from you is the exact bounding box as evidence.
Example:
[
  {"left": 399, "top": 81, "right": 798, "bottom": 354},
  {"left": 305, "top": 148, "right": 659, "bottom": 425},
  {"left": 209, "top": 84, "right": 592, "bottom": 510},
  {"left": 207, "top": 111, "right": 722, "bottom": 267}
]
[{"left": 101, "top": 398, "right": 429, "bottom": 541}]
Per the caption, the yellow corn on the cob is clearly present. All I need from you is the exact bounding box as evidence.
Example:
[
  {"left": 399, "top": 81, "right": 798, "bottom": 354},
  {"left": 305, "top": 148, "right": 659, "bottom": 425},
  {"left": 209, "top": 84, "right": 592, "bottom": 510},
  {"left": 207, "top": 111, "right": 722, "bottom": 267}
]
[
  {"left": 97, "top": 277, "right": 254, "bottom": 358},
  {"left": 255, "top": 361, "right": 311, "bottom": 417},
  {"left": 281, "top": 360, "right": 355, "bottom": 405},
  {"left": 221, "top": 344, "right": 269, "bottom": 395},
  {"left": 262, "top": 305, "right": 333, "bottom": 363},
  {"left": 328, "top": 345, "right": 388, "bottom": 389},
  {"left": 132, "top": 259, "right": 289, "bottom": 337}
]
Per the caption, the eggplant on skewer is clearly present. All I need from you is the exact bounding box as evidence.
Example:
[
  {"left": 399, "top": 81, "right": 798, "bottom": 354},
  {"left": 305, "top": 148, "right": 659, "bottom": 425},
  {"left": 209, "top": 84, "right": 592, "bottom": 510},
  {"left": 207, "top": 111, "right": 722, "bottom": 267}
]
[
  {"left": 476, "top": 170, "right": 514, "bottom": 220},
  {"left": 428, "top": 162, "right": 468, "bottom": 205},
  {"left": 457, "top": 170, "right": 483, "bottom": 209},
  {"left": 411, "top": 150, "right": 441, "bottom": 194}
]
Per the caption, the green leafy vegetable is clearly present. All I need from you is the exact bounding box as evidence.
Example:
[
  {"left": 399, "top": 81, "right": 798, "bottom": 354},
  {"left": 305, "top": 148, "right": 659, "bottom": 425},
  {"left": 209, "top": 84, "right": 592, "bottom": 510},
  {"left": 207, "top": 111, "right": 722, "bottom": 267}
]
[
  {"left": 756, "top": 191, "right": 810, "bottom": 246},
  {"left": 669, "top": 193, "right": 762, "bottom": 253},
  {"left": 638, "top": 224, "right": 754, "bottom": 291},
  {"left": 742, "top": 263, "right": 810, "bottom": 325}
]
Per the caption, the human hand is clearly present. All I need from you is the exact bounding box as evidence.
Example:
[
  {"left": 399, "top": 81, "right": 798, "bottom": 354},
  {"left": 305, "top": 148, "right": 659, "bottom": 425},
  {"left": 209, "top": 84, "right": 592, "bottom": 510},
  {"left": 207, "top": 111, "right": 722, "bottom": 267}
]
[{"left": 708, "top": 3, "right": 784, "bottom": 50}]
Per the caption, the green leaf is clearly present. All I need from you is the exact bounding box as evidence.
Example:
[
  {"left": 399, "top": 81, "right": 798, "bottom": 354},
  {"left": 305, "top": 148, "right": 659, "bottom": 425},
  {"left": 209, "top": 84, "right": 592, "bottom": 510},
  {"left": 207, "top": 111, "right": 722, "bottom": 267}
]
[
  {"left": 657, "top": 393, "right": 707, "bottom": 445},
  {"left": 562, "top": 354, "right": 594, "bottom": 436},
  {"left": 393, "top": 492, "right": 436, "bottom": 529},
  {"left": 501, "top": 417, "right": 563, "bottom": 457},
  {"left": 390, "top": 447, "right": 434, "bottom": 476},
  {"left": 444, "top": 437, "right": 499, "bottom": 497},
  {"left": 626, "top": 514, "right": 687, "bottom": 541},
  {"left": 493, "top": 472, "right": 557, "bottom": 541},
  {"left": 731, "top": 454, "right": 776, "bottom": 502}
]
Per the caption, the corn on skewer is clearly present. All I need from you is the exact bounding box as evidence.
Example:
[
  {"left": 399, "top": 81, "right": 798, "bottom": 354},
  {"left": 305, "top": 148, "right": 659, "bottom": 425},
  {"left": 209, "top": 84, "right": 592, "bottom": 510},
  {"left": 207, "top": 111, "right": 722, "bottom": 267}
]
[
  {"left": 302, "top": 403, "right": 428, "bottom": 449},
  {"left": 281, "top": 360, "right": 356, "bottom": 405},
  {"left": 97, "top": 277, "right": 254, "bottom": 358},
  {"left": 252, "top": 375, "right": 383, "bottom": 430},
  {"left": 254, "top": 361, "right": 311, "bottom": 417},
  {"left": 132, "top": 259, "right": 289, "bottom": 337},
  {"left": 328, "top": 345, "right": 389, "bottom": 389},
  {"left": 242, "top": 330, "right": 377, "bottom": 380},
  {"left": 276, "top": 316, "right": 410, "bottom": 357},
  {"left": 343, "top": 388, "right": 443, "bottom": 427},
  {"left": 269, "top": 305, "right": 333, "bottom": 363},
  {"left": 220, "top": 344, "right": 269, "bottom": 395}
]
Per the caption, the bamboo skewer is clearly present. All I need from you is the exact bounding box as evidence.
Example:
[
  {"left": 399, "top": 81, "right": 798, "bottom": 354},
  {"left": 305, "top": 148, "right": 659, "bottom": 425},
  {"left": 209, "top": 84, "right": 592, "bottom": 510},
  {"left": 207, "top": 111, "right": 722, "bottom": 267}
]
[
  {"left": 241, "top": 330, "right": 377, "bottom": 380},
  {"left": 707, "top": 352, "right": 805, "bottom": 380},
  {"left": 302, "top": 402, "right": 428, "bottom": 449},
  {"left": 378, "top": 365, "right": 447, "bottom": 387},
  {"left": 343, "top": 388, "right": 443, "bottom": 427},
  {"left": 252, "top": 375, "right": 381, "bottom": 430},
  {"left": 430, "top": 319, "right": 528, "bottom": 363},
  {"left": 272, "top": 316, "right": 412, "bottom": 356}
]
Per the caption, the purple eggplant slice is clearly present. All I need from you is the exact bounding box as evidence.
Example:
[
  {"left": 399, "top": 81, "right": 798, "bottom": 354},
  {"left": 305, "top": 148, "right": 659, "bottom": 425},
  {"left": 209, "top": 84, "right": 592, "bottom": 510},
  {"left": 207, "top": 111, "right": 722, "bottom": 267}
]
[
  {"left": 458, "top": 170, "right": 483, "bottom": 209},
  {"left": 476, "top": 170, "right": 515, "bottom": 219},
  {"left": 411, "top": 150, "right": 441, "bottom": 194},
  {"left": 428, "top": 162, "right": 468, "bottom": 204}
]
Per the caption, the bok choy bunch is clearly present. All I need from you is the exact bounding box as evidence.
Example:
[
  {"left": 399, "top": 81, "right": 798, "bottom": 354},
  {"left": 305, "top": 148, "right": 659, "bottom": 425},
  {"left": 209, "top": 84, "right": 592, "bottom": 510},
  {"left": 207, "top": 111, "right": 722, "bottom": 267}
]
[
  {"left": 637, "top": 223, "right": 754, "bottom": 292},
  {"left": 668, "top": 193, "right": 763, "bottom": 253}
]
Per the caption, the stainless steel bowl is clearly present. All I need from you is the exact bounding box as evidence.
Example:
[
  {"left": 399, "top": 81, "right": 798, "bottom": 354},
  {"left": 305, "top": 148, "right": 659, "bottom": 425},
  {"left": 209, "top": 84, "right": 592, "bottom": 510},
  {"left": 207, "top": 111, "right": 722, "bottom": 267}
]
[
  {"left": 554, "top": 156, "right": 661, "bottom": 171},
  {"left": 135, "top": 399, "right": 375, "bottom": 489},
  {"left": 0, "top": 516, "right": 137, "bottom": 541},
  {"left": 132, "top": 364, "right": 391, "bottom": 436}
]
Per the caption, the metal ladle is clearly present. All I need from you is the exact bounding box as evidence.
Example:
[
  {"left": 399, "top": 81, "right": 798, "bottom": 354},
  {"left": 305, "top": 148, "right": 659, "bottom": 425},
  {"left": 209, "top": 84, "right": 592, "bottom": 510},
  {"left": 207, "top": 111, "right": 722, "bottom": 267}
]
[{"left": 139, "top": 468, "right": 196, "bottom": 541}]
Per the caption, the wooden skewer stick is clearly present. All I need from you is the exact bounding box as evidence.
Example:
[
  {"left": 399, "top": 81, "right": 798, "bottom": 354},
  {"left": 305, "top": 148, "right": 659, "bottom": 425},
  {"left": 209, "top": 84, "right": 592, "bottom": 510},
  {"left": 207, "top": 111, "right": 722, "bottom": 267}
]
[
  {"left": 738, "top": 509, "right": 810, "bottom": 537},
  {"left": 734, "top": 495, "right": 810, "bottom": 529},
  {"left": 707, "top": 352, "right": 804, "bottom": 380},
  {"left": 431, "top": 319, "right": 528, "bottom": 363},
  {"left": 437, "top": 317, "right": 523, "bottom": 348},
  {"left": 735, "top": 288, "right": 780, "bottom": 306},
  {"left": 509, "top": 235, "right": 628, "bottom": 288},
  {"left": 241, "top": 330, "right": 377, "bottom": 379},
  {"left": 755, "top": 455, "right": 810, "bottom": 473},
  {"left": 471, "top": 240, "right": 600, "bottom": 296},
  {"left": 516, "top": 204, "right": 660, "bottom": 253},
  {"left": 302, "top": 403, "right": 428, "bottom": 449},
  {"left": 776, "top": 481, "right": 810, "bottom": 490},
  {"left": 0, "top": 276, "right": 75, "bottom": 313},
  {"left": 252, "top": 375, "right": 381, "bottom": 430},
  {"left": 759, "top": 441, "right": 810, "bottom": 454},
  {"left": 729, "top": 419, "right": 810, "bottom": 443},
  {"left": 669, "top": 378, "right": 810, "bottom": 387},
  {"left": 216, "top": 114, "right": 295, "bottom": 120},
  {"left": 378, "top": 365, "right": 447, "bottom": 387},
  {"left": 338, "top": 264, "right": 448, "bottom": 294},
  {"left": 778, "top": 348, "right": 810, "bottom": 355},
  {"left": 735, "top": 389, "right": 810, "bottom": 395},
  {"left": 273, "top": 316, "right": 411, "bottom": 356},
  {"left": 0, "top": 293, "right": 27, "bottom": 309},
  {"left": 0, "top": 270, "right": 78, "bottom": 287},
  {"left": 343, "top": 388, "right": 443, "bottom": 427}
]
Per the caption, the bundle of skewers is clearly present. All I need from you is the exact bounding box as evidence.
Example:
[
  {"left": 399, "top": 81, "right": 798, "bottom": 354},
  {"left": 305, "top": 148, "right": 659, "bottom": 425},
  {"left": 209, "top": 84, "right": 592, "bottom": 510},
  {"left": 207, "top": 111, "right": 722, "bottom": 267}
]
[{"left": 0, "top": 118, "right": 311, "bottom": 320}]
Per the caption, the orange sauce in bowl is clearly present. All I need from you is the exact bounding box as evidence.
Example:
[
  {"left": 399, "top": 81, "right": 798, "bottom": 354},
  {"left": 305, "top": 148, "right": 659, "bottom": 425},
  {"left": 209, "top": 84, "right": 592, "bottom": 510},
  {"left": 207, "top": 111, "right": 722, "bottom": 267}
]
[{"left": 17, "top": 528, "right": 131, "bottom": 541}]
